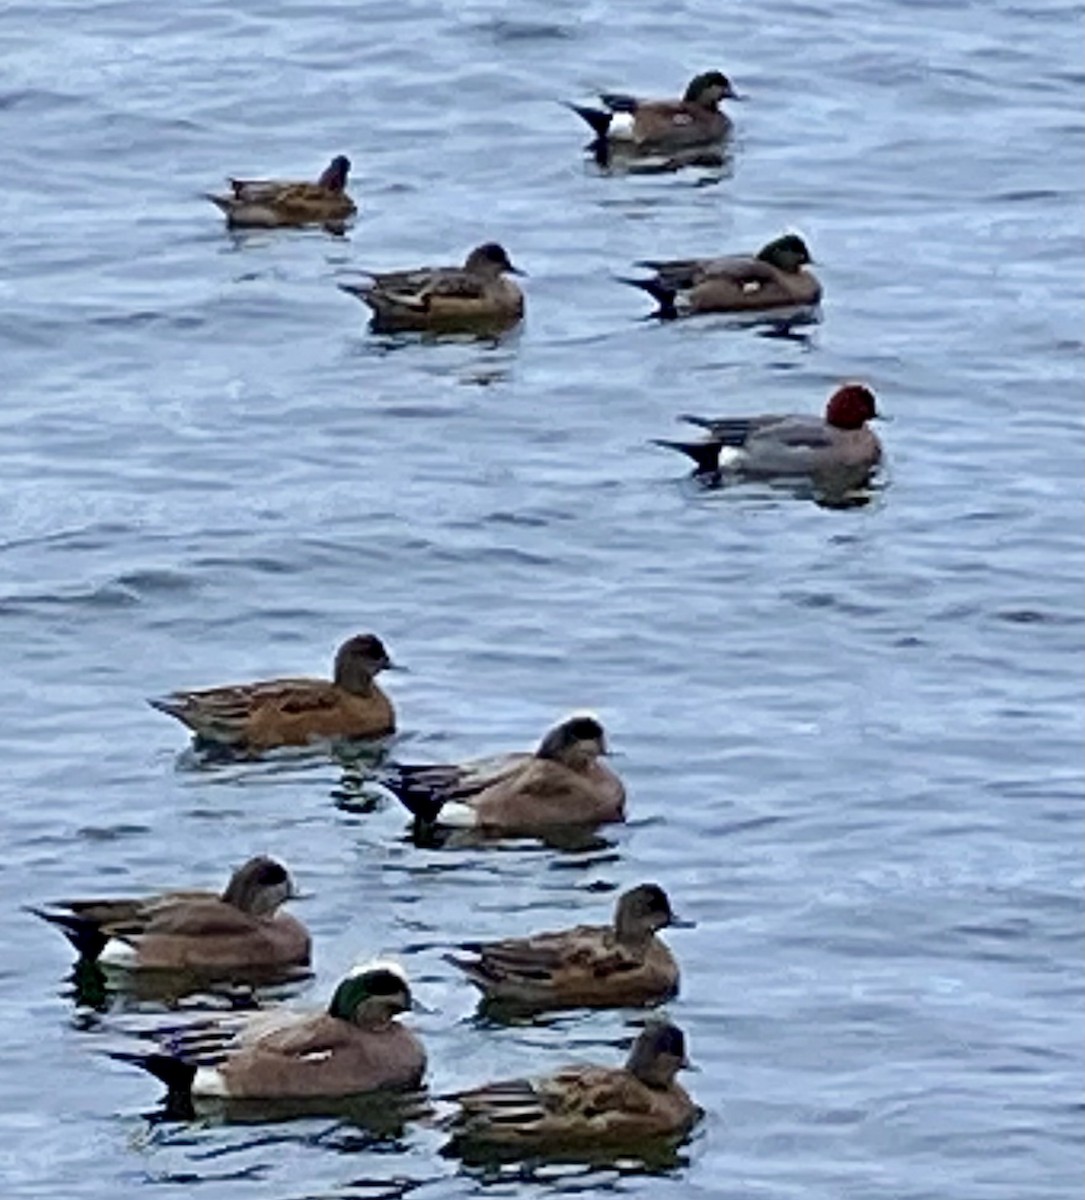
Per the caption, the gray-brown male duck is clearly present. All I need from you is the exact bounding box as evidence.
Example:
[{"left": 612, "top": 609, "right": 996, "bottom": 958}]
[
  {"left": 148, "top": 633, "right": 398, "bottom": 751},
  {"left": 205, "top": 155, "right": 356, "bottom": 228},
  {"left": 384, "top": 714, "right": 624, "bottom": 835},
  {"left": 654, "top": 383, "right": 883, "bottom": 478},
  {"left": 446, "top": 1020, "right": 700, "bottom": 1158},
  {"left": 624, "top": 233, "right": 821, "bottom": 318},
  {"left": 116, "top": 962, "right": 425, "bottom": 1102},
  {"left": 447, "top": 884, "right": 688, "bottom": 1011},
  {"left": 30, "top": 856, "right": 310, "bottom": 973},
  {"left": 339, "top": 242, "right": 525, "bottom": 333},
  {"left": 566, "top": 71, "right": 740, "bottom": 152}
]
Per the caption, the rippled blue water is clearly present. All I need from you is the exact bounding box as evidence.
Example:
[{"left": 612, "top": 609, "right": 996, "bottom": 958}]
[{"left": 1, "top": 0, "right": 1082, "bottom": 1197}]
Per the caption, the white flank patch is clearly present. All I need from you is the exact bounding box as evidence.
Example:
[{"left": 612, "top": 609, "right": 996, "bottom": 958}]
[
  {"left": 608, "top": 112, "right": 635, "bottom": 140},
  {"left": 192, "top": 1067, "right": 229, "bottom": 1097},
  {"left": 717, "top": 447, "right": 743, "bottom": 469},
  {"left": 99, "top": 939, "right": 138, "bottom": 967},
  {"left": 439, "top": 800, "right": 478, "bottom": 828}
]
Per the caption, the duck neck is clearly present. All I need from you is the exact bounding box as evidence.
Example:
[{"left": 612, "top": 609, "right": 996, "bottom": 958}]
[
  {"left": 614, "top": 911, "right": 654, "bottom": 951},
  {"left": 334, "top": 662, "right": 376, "bottom": 696}
]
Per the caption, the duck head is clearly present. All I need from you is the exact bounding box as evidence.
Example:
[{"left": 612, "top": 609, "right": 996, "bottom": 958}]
[
  {"left": 684, "top": 70, "right": 742, "bottom": 106},
  {"left": 757, "top": 233, "right": 814, "bottom": 274},
  {"left": 317, "top": 155, "right": 352, "bottom": 192},
  {"left": 825, "top": 384, "right": 880, "bottom": 430},
  {"left": 334, "top": 634, "right": 397, "bottom": 692},
  {"left": 464, "top": 242, "right": 525, "bottom": 277},
  {"left": 536, "top": 714, "right": 608, "bottom": 768},
  {"left": 614, "top": 883, "right": 688, "bottom": 944},
  {"left": 626, "top": 1020, "right": 692, "bottom": 1088},
  {"left": 328, "top": 961, "right": 413, "bottom": 1026},
  {"left": 220, "top": 856, "right": 296, "bottom": 916}
]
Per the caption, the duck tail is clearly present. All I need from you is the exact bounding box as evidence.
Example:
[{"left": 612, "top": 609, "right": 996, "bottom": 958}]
[
  {"left": 26, "top": 906, "right": 108, "bottom": 962},
  {"left": 203, "top": 192, "right": 234, "bottom": 214},
  {"left": 381, "top": 775, "right": 447, "bottom": 826},
  {"left": 110, "top": 1051, "right": 197, "bottom": 1096},
  {"left": 337, "top": 281, "right": 377, "bottom": 309},
  {"left": 442, "top": 951, "right": 491, "bottom": 990},
  {"left": 651, "top": 438, "right": 724, "bottom": 474},
  {"left": 618, "top": 276, "right": 679, "bottom": 320},
  {"left": 562, "top": 101, "right": 613, "bottom": 141}
]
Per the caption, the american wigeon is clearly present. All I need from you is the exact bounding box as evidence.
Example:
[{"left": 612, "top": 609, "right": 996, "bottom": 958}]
[
  {"left": 654, "top": 383, "right": 884, "bottom": 477},
  {"left": 30, "top": 857, "right": 310, "bottom": 973},
  {"left": 383, "top": 714, "right": 624, "bottom": 835},
  {"left": 446, "top": 1020, "right": 700, "bottom": 1157},
  {"left": 566, "top": 71, "right": 740, "bottom": 153},
  {"left": 115, "top": 962, "right": 425, "bottom": 1102},
  {"left": 148, "top": 633, "right": 397, "bottom": 751},
  {"left": 205, "top": 155, "right": 356, "bottom": 228},
  {"left": 447, "top": 884, "right": 688, "bottom": 1011},
  {"left": 338, "top": 242, "right": 525, "bottom": 333},
  {"left": 624, "top": 234, "right": 821, "bottom": 318}
]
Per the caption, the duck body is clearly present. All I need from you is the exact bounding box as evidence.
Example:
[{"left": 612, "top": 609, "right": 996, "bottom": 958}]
[
  {"left": 447, "top": 1021, "right": 699, "bottom": 1157},
  {"left": 339, "top": 242, "right": 524, "bottom": 333},
  {"left": 384, "top": 716, "right": 625, "bottom": 835},
  {"left": 567, "top": 71, "right": 739, "bottom": 153},
  {"left": 30, "top": 857, "right": 310, "bottom": 973},
  {"left": 625, "top": 233, "right": 820, "bottom": 318},
  {"left": 118, "top": 965, "right": 425, "bottom": 1103},
  {"left": 448, "top": 884, "right": 683, "bottom": 1010},
  {"left": 149, "top": 634, "right": 397, "bottom": 751},
  {"left": 206, "top": 155, "right": 356, "bottom": 228},
  {"left": 655, "top": 384, "right": 883, "bottom": 478}
]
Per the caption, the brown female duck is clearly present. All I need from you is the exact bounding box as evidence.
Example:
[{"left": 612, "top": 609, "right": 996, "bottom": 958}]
[
  {"left": 339, "top": 242, "right": 525, "bottom": 333},
  {"left": 148, "top": 633, "right": 398, "bottom": 751},
  {"left": 446, "top": 1020, "right": 700, "bottom": 1157},
  {"left": 206, "top": 155, "right": 356, "bottom": 228},
  {"left": 30, "top": 856, "right": 310, "bottom": 972},
  {"left": 624, "top": 233, "right": 821, "bottom": 318},
  {"left": 384, "top": 714, "right": 624, "bottom": 835},
  {"left": 566, "top": 70, "right": 741, "bottom": 152},
  {"left": 448, "top": 884, "right": 688, "bottom": 1010}
]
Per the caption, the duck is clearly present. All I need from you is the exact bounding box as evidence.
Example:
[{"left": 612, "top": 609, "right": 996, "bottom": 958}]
[
  {"left": 653, "top": 383, "right": 884, "bottom": 478},
  {"left": 447, "top": 884, "right": 688, "bottom": 1011},
  {"left": 148, "top": 633, "right": 398, "bottom": 751},
  {"left": 29, "top": 856, "right": 310, "bottom": 973},
  {"left": 338, "top": 242, "right": 525, "bottom": 333},
  {"left": 566, "top": 71, "right": 740, "bottom": 153},
  {"left": 445, "top": 1020, "right": 700, "bottom": 1157},
  {"left": 114, "top": 962, "right": 425, "bottom": 1102},
  {"left": 623, "top": 234, "right": 821, "bottom": 318},
  {"left": 205, "top": 155, "right": 356, "bottom": 228},
  {"left": 382, "top": 714, "right": 624, "bottom": 835}
]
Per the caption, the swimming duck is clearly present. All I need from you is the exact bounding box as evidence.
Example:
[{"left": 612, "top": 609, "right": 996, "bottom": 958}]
[
  {"left": 205, "top": 155, "right": 356, "bottom": 228},
  {"left": 115, "top": 962, "right": 425, "bottom": 1101},
  {"left": 446, "top": 1020, "right": 700, "bottom": 1157},
  {"left": 447, "top": 884, "right": 688, "bottom": 1011},
  {"left": 566, "top": 71, "right": 740, "bottom": 153},
  {"left": 624, "top": 234, "right": 821, "bottom": 318},
  {"left": 654, "top": 383, "right": 883, "bottom": 477},
  {"left": 148, "top": 633, "right": 398, "bottom": 751},
  {"left": 383, "top": 714, "right": 624, "bottom": 835},
  {"left": 338, "top": 242, "right": 525, "bottom": 333},
  {"left": 30, "top": 857, "right": 310, "bottom": 973}
]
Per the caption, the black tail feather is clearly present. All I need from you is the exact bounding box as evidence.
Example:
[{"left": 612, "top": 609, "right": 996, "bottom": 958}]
[
  {"left": 651, "top": 439, "right": 724, "bottom": 474},
  {"left": 563, "top": 101, "right": 613, "bottom": 141},
  {"left": 111, "top": 1051, "right": 198, "bottom": 1095},
  {"left": 27, "top": 907, "right": 108, "bottom": 961},
  {"left": 618, "top": 276, "right": 679, "bottom": 319},
  {"left": 381, "top": 777, "right": 447, "bottom": 826}
]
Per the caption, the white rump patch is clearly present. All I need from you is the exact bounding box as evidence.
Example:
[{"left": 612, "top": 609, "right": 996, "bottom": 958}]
[
  {"left": 438, "top": 800, "right": 478, "bottom": 828},
  {"left": 192, "top": 1067, "right": 229, "bottom": 1097},
  {"left": 99, "top": 939, "right": 138, "bottom": 967},
  {"left": 608, "top": 112, "right": 636, "bottom": 140}
]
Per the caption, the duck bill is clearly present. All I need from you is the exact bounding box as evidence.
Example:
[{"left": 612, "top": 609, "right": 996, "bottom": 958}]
[
  {"left": 506, "top": 264, "right": 527, "bottom": 277},
  {"left": 669, "top": 916, "right": 697, "bottom": 929},
  {"left": 382, "top": 660, "right": 409, "bottom": 672}
]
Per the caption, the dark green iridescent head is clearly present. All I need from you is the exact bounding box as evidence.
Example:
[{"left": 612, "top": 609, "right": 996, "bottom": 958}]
[
  {"left": 757, "top": 234, "right": 814, "bottom": 273},
  {"left": 327, "top": 963, "right": 412, "bottom": 1023},
  {"left": 683, "top": 71, "right": 739, "bottom": 105}
]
